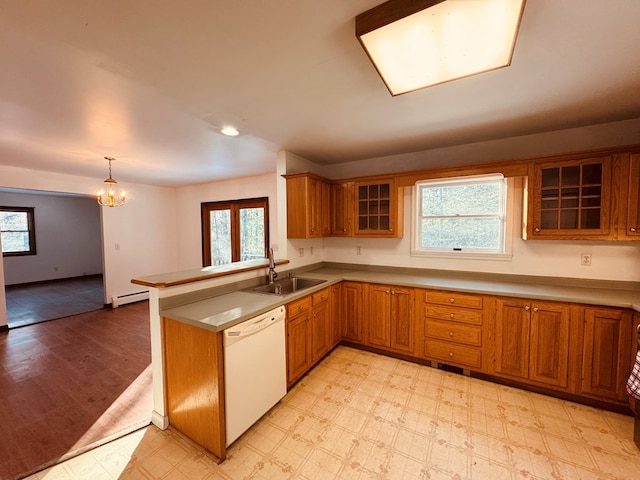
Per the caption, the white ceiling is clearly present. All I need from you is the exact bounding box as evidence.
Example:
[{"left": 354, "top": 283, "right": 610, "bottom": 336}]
[{"left": 0, "top": 0, "right": 639, "bottom": 187}]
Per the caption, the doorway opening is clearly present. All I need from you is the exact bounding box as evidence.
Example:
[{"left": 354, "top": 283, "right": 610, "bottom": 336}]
[{"left": 0, "top": 188, "right": 105, "bottom": 329}]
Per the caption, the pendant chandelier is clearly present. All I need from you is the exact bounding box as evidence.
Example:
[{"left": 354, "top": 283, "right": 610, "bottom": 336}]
[{"left": 96, "top": 156, "right": 126, "bottom": 207}]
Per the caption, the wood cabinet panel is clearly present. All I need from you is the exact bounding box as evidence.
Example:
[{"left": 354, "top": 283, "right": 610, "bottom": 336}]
[
  {"left": 311, "top": 301, "right": 331, "bottom": 363},
  {"left": 425, "top": 290, "right": 483, "bottom": 309},
  {"left": 529, "top": 302, "right": 571, "bottom": 388},
  {"left": 494, "top": 299, "right": 531, "bottom": 379},
  {"left": 579, "top": 307, "right": 633, "bottom": 402},
  {"left": 424, "top": 319, "right": 482, "bottom": 346},
  {"left": 287, "top": 311, "right": 312, "bottom": 386},
  {"left": 493, "top": 298, "right": 573, "bottom": 390},
  {"left": 622, "top": 153, "right": 640, "bottom": 239},
  {"left": 330, "top": 182, "right": 353, "bottom": 236},
  {"left": 425, "top": 304, "right": 483, "bottom": 325},
  {"left": 163, "top": 317, "right": 226, "bottom": 460},
  {"left": 424, "top": 340, "right": 482, "bottom": 369},
  {"left": 330, "top": 283, "right": 343, "bottom": 346},
  {"left": 285, "top": 174, "right": 329, "bottom": 238},
  {"left": 366, "top": 284, "right": 391, "bottom": 348},
  {"left": 342, "top": 282, "right": 364, "bottom": 343},
  {"left": 390, "top": 287, "right": 414, "bottom": 353}
]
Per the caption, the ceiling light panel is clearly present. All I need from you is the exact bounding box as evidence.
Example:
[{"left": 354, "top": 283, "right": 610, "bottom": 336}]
[{"left": 356, "top": 0, "right": 526, "bottom": 95}]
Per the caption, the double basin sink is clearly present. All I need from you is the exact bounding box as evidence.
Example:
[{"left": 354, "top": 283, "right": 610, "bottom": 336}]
[{"left": 247, "top": 276, "right": 326, "bottom": 297}]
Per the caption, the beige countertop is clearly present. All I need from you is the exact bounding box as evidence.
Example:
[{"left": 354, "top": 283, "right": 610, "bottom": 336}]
[{"left": 159, "top": 264, "right": 640, "bottom": 333}]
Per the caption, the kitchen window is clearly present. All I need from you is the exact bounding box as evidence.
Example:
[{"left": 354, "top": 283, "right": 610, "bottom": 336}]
[
  {"left": 0, "top": 206, "right": 37, "bottom": 256},
  {"left": 412, "top": 174, "right": 509, "bottom": 258},
  {"left": 201, "top": 197, "right": 269, "bottom": 266}
]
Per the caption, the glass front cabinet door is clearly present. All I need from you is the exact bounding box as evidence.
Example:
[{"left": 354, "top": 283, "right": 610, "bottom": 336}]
[
  {"left": 527, "top": 156, "right": 612, "bottom": 239},
  {"left": 354, "top": 179, "right": 403, "bottom": 238}
]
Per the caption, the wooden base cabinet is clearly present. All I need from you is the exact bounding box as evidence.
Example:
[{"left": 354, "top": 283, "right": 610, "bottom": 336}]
[
  {"left": 365, "top": 284, "right": 414, "bottom": 354},
  {"left": 286, "top": 296, "right": 312, "bottom": 387},
  {"left": 163, "top": 317, "right": 226, "bottom": 461},
  {"left": 493, "top": 298, "right": 573, "bottom": 390},
  {"left": 578, "top": 307, "right": 633, "bottom": 403},
  {"left": 286, "top": 288, "right": 336, "bottom": 387},
  {"left": 423, "top": 290, "right": 486, "bottom": 371},
  {"left": 342, "top": 282, "right": 364, "bottom": 344}
]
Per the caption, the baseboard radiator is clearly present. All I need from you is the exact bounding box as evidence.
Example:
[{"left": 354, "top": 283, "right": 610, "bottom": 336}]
[{"left": 111, "top": 291, "right": 149, "bottom": 308}]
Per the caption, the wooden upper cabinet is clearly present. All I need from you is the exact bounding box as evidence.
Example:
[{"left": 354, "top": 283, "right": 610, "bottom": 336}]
[
  {"left": 354, "top": 179, "right": 404, "bottom": 238},
  {"left": 330, "top": 182, "right": 353, "bottom": 236},
  {"left": 525, "top": 156, "right": 612, "bottom": 239},
  {"left": 285, "top": 173, "right": 329, "bottom": 238},
  {"left": 619, "top": 153, "right": 640, "bottom": 239}
]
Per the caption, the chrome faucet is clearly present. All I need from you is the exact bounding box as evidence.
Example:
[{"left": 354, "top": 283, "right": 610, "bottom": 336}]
[{"left": 267, "top": 248, "right": 277, "bottom": 284}]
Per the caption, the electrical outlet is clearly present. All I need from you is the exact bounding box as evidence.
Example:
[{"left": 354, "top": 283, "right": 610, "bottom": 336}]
[
  {"left": 356, "top": 246, "right": 362, "bottom": 255},
  {"left": 581, "top": 253, "right": 592, "bottom": 266},
  {"left": 298, "top": 247, "right": 304, "bottom": 257}
]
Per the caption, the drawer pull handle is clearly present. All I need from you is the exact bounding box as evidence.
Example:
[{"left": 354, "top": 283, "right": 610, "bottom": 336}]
[
  {"left": 299, "top": 306, "right": 304, "bottom": 311},
  {"left": 449, "top": 332, "right": 454, "bottom": 337},
  {"left": 450, "top": 313, "right": 455, "bottom": 319},
  {"left": 449, "top": 352, "right": 454, "bottom": 357},
  {"left": 449, "top": 298, "right": 455, "bottom": 303}
]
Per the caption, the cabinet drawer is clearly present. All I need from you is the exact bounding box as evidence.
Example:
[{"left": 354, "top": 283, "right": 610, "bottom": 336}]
[
  {"left": 424, "top": 340, "right": 482, "bottom": 369},
  {"left": 424, "top": 319, "right": 482, "bottom": 346},
  {"left": 425, "top": 291, "right": 483, "bottom": 309},
  {"left": 287, "top": 296, "right": 311, "bottom": 318},
  {"left": 425, "top": 305, "right": 482, "bottom": 325},
  {"left": 312, "top": 288, "right": 330, "bottom": 306}
]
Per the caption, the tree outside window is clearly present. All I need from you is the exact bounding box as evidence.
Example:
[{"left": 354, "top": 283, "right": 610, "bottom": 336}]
[
  {"left": 201, "top": 198, "right": 268, "bottom": 266},
  {"left": 0, "top": 206, "right": 37, "bottom": 256}
]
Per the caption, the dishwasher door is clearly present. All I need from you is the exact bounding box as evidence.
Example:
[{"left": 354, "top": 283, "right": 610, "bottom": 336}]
[{"left": 223, "top": 305, "right": 286, "bottom": 446}]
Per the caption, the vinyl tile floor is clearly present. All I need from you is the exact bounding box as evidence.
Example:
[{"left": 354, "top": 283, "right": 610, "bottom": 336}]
[{"left": 25, "top": 346, "right": 640, "bottom": 480}]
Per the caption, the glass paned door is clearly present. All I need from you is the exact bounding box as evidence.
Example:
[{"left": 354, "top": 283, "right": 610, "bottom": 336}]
[
  {"left": 209, "top": 209, "right": 232, "bottom": 265},
  {"left": 239, "top": 207, "right": 265, "bottom": 261}
]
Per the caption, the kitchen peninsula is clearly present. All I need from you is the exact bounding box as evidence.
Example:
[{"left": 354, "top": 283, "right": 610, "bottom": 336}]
[{"left": 133, "top": 260, "right": 640, "bottom": 461}]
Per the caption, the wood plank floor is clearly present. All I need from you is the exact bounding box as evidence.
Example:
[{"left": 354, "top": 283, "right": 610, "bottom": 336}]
[
  {"left": 0, "top": 301, "right": 152, "bottom": 480},
  {"left": 5, "top": 275, "right": 104, "bottom": 328}
]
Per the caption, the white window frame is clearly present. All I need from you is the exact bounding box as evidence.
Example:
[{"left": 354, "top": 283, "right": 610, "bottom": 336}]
[{"left": 411, "top": 174, "right": 513, "bottom": 260}]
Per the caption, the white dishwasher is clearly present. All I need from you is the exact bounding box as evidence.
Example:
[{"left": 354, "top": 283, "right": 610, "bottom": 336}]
[{"left": 223, "top": 305, "right": 287, "bottom": 446}]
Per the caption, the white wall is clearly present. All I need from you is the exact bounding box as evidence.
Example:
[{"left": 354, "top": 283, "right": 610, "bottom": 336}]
[
  {"left": 175, "top": 173, "right": 280, "bottom": 271},
  {"left": 0, "top": 165, "right": 178, "bottom": 314},
  {"left": 322, "top": 184, "right": 640, "bottom": 282},
  {"left": 0, "top": 191, "right": 102, "bottom": 285}
]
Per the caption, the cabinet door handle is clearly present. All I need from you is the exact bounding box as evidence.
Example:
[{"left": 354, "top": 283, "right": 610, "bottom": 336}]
[
  {"left": 534, "top": 227, "right": 541, "bottom": 233},
  {"left": 533, "top": 307, "right": 539, "bottom": 312},
  {"left": 631, "top": 227, "right": 637, "bottom": 232},
  {"left": 524, "top": 305, "right": 530, "bottom": 311}
]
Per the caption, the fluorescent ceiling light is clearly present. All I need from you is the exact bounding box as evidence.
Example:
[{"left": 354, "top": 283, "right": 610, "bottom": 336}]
[{"left": 356, "top": 0, "right": 526, "bottom": 95}]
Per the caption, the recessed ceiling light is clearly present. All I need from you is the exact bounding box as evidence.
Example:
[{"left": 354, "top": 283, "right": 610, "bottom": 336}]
[{"left": 221, "top": 126, "right": 240, "bottom": 136}]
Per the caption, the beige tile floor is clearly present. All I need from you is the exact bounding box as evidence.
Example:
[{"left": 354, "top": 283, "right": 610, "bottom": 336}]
[{"left": 26, "top": 346, "right": 640, "bottom": 480}]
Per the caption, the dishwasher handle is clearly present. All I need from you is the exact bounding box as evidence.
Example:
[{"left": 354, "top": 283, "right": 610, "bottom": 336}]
[{"left": 224, "top": 306, "right": 285, "bottom": 341}]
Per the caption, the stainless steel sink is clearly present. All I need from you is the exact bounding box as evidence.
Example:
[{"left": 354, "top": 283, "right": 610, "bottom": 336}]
[{"left": 247, "top": 277, "right": 326, "bottom": 296}]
